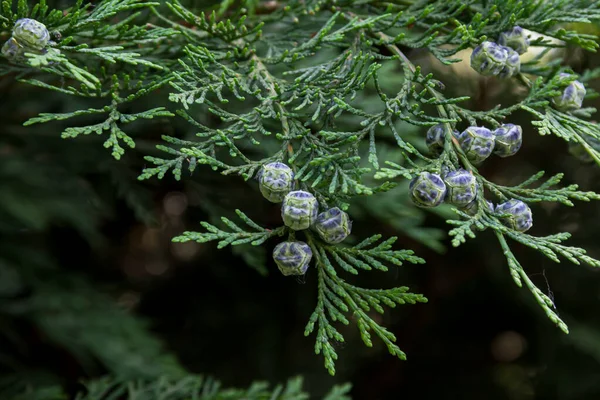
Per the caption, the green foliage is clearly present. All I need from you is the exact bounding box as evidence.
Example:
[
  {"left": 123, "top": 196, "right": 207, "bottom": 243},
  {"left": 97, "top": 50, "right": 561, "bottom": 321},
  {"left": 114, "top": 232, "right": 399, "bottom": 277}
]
[
  {"left": 303, "top": 234, "right": 427, "bottom": 375},
  {"left": 175, "top": 209, "right": 427, "bottom": 374},
  {"left": 174, "top": 209, "right": 287, "bottom": 247},
  {"left": 4, "top": 375, "right": 351, "bottom": 400},
  {"left": 3, "top": 0, "right": 600, "bottom": 389}
]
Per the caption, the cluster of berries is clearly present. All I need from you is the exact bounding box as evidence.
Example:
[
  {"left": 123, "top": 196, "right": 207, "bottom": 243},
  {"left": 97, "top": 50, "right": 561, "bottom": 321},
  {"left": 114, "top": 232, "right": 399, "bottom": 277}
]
[
  {"left": 470, "top": 27, "right": 586, "bottom": 112},
  {"left": 258, "top": 162, "right": 352, "bottom": 276},
  {"left": 427, "top": 123, "right": 523, "bottom": 164},
  {"left": 1, "top": 18, "right": 50, "bottom": 62},
  {"left": 470, "top": 26, "right": 529, "bottom": 79},
  {"left": 413, "top": 122, "right": 532, "bottom": 232},
  {"left": 409, "top": 170, "right": 533, "bottom": 233}
]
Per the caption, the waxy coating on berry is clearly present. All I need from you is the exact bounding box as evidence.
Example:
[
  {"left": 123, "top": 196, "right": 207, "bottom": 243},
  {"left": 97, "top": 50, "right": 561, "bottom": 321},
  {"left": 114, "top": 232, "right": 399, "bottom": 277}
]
[
  {"left": 493, "top": 124, "right": 523, "bottom": 157},
  {"left": 272, "top": 241, "right": 312, "bottom": 276},
  {"left": 443, "top": 169, "right": 478, "bottom": 207},
  {"left": 498, "top": 26, "right": 530, "bottom": 55},
  {"left": 498, "top": 46, "right": 520, "bottom": 78},
  {"left": 471, "top": 41, "right": 520, "bottom": 78},
  {"left": 1, "top": 37, "right": 24, "bottom": 60},
  {"left": 553, "top": 80, "right": 586, "bottom": 112},
  {"left": 281, "top": 190, "right": 318, "bottom": 230},
  {"left": 12, "top": 18, "right": 50, "bottom": 51},
  {"left": 314, "top": 207, "right": 352, "bottom": 244},
  {"left": 409, "top": 172, "right": 447, "bottom": 208},
  {"left": 454, "top": 127, "right": 496, "bottom": 164},
  {"left": 259, "top": 162, "right": 295, "bottom": 203},
  {"left": 426, "top": 124, "right": 446, "bottom": 155},
  {"left": 495, "top": 199, "right": 533, "bottom": 232},
  {"left": 471, "top": 41, "right": 508, "bottom": 76}
]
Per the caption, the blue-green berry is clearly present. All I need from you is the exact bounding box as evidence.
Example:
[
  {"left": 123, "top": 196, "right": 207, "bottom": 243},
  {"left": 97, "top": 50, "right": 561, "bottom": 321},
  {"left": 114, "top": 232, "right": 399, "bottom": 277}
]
[
  {"left": 498, "top": 46, "right": 520, "bottom": 78},
  {"left": 455, "top": 127, "right": 496, "bottom": 164},
  {"left": 314, "top": 207, "right": 352, "bottom": 244},
  {"left": 553, "top": 79, "right": 586, "bottom": 112},
  {"left": 471, "top": 41, "right": 508, "bottom": 76},
  {"left": 426, "top": 124, "right": 446, "bottom": 155},
  {"left": 495, "top": 199, "right": 533, "bottom": 232},
  {"left": 443, "top": 169, "right": 478, "bottom": 207},
  {"left": 259, "top": 162, "right": 295, "bottom": 203},
  {"left": 281, "top": 190, "right": 318, "bottom": 230},
  {"left": 13, "top": 18, "right": 50, "bottom": 51},
  {"left": 493, "top": 124, "right": 523, "bottom": 157},
  {"left": 498, "top": 26, "right": 530, "bottom": 54},
  {"left": 1, "top": 37, "right": 24, "bottom": 61},
  {"left": 272, "top": 241, "right": 312, "bottom": 276},
  {"left": 409, "top": 172, "right": 447, "bottom": 208}
]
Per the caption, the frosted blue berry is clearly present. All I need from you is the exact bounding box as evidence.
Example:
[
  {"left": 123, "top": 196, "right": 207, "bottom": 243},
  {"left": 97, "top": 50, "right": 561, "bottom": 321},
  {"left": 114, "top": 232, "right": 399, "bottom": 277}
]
[
  {"left": 1, "top": 37, "right": 24, "bottom": 61},
  {"left": 498, "top": 46, "right": 520, "bottom": 78},
  {"left": 498, "top": 26, "right": 530, "bottom": 55},
  {"left": 471, "top": 41, "right": 508, "bottom": 76},
  {"left": 281, "top": 190, "right": 318, "bottom": 230},
  {"left": 455, "top": 126, "right": 495, "bottom": 164},
  {"left": 426, "top": 124, "right": 446, "bottom": 155},
  {"left": 273, "top": 241, "right": 312, "bottom": 276},
  {"left": 493, "top": 124, "right": 523, "bottom": 157},
  {"left": 13, "top": 18, "right": 50, "bottom": 51},
  {"left": 409, "top": 172, "right": 446, "bottom": 208},
  {"left": 553, "top": 80, "right": 586, "bottom": 112},
  {"left": 259, "top": 162, "right": 294, "bottom": 203},
  {"left": 496, "top": 199, "right": 533, "bottom": 232},
  {"left": 314, "top": 207, "right": 352, "bottom": 244},
  {"left": 443, "top": 169, "right": 478, "bottom": 207}
]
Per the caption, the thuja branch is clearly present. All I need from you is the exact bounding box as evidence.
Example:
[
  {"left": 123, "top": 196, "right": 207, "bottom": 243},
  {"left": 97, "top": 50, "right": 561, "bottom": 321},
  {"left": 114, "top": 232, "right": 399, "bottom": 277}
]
[{"left": 341, "top": 10, "right": 600, "bottom": 334}]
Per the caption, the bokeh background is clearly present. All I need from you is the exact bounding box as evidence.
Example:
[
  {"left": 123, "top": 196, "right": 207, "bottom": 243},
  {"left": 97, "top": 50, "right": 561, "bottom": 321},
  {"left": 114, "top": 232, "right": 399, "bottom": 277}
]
[{"left": 1, "top": 2, "right": 600, "bottom": 399}]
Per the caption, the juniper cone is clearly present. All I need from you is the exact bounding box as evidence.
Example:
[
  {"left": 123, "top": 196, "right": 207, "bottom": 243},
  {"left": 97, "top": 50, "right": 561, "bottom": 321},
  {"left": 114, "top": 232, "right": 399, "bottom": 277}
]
[
  {"left": 314, "top": 207, "right": 352, "bottom": 244},
  {"left": 496, "top": 199, "right": 533, "bottom": 232},
  {"left": 272, "top": 241, "right": 313, "bottom": 276},
  {"left": 454, "top": 126, "right": 496, "bottom": 164},
  {"left": 409, "top": 172, "right": 447, "bottom": 208},
  {"left": 1, "top": 37, "right": 23, "bottom": 61},
  {"left": 426, "top": 124, "right": 446, "bottom": 155},
  {"left": 493, "top": 124, "right": 523, "bottom": 157},
  {"left": 498, "top": 26, "right": 530, "bottom": 54},
  {"left": 470, "top": 41, "right": 508, "bottom": 76},
  {"left": 498, "top": 46, "right": 520, "bottom": 78},
  {"left": 443, "top": 169, "right": 478, "bottom": 207},
  {"left": 259, "top": 162, "right": 295, "bottom": 203},
  {"left": 12, "top": 18, "right": 50, "bottom": 51},
  {"left": 553, "top": 80, "right": 586, "bottom": 112},
  {"left": 281, "top": 190, "right": 318, "bottom": 230}
]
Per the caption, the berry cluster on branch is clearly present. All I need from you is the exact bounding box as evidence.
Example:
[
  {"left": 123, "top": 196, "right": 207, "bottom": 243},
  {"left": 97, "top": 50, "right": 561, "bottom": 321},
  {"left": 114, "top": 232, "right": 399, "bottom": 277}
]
[{"left": 2, "top": 0, "right": 600, "bottom": 377}]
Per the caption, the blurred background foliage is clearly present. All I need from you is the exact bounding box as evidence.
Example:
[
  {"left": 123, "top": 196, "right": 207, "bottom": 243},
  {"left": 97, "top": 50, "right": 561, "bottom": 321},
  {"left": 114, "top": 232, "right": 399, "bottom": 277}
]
[{"left": 1, "top": 1, "right": 600, "bottom": 399}]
